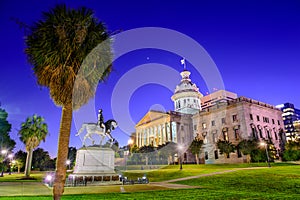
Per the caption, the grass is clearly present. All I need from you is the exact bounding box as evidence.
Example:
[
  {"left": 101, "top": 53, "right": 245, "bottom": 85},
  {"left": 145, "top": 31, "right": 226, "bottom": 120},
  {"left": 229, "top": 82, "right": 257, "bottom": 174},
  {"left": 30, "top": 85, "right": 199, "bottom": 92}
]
[
  {"left": 0, "top": 163, "right": 299, "bottom": 199},
  {"left": 175, "top": 165, "right": 300, "bottom": 199},
  {"left": 122, "top": 162, "right": 286, "bottom": 182},
  {"left": 0, "top": 172, "right": 44, "bottom": 182}
]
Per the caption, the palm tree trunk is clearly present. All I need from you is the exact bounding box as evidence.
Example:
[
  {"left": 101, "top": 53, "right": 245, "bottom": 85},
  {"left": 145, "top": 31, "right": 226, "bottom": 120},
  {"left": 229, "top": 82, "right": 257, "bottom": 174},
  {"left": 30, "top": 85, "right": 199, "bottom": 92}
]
[
  {"left": 24, "top": 148, "right": 33, "bottom": 177},
  {"left": 53, "top": 103, "right": 73, "bottom": 200},
  {"left": 246, "top": 154, "right": 251, "bottom": 163},
  {"left": 195, "top": 154, "right": 199, "bottom": 165}
]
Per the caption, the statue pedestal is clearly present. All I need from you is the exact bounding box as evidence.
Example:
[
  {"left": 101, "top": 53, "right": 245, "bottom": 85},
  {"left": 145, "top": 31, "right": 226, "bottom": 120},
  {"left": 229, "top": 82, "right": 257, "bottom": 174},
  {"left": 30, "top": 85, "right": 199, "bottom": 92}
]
[
  {"left": 73, "top": 146, "right": 115, "bottom": 174},
  {"left": 68, "top": 146, "right": 120, "bottom": 186}
]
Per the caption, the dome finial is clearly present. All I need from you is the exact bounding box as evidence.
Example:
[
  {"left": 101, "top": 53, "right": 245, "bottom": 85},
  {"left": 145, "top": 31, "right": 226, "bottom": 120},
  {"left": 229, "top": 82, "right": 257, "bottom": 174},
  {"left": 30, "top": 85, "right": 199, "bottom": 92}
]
[{"left": 180, "top": 58, "right": 186, "bottom": 70}]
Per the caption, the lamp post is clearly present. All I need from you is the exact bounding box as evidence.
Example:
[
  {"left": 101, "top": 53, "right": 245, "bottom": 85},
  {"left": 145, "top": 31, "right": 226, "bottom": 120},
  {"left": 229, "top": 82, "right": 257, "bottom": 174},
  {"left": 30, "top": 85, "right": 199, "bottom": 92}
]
[
  {"left": 124, "top": 139, "right": 133, "bottom": 171},
  {"left": 8, "top": 154, "right": 13, "bottom": 175},
  {"left": 260, "top": 142, "right": 271, "bottom": 168},
  {"left": 178, "top": 144, "right": 184, "bottom": 170},
  {"left": 124, "top": 150, "right": 129, "bottom": 171},
  {"left": 1, "top": 150, "right": 7, "bottom": 177}
]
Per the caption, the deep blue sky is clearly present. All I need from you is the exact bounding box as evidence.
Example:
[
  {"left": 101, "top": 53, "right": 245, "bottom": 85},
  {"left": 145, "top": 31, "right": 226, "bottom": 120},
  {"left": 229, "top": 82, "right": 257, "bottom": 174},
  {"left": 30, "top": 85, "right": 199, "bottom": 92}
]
[{"left": 1, "top": 0, "right": 299, "bottom": 157}]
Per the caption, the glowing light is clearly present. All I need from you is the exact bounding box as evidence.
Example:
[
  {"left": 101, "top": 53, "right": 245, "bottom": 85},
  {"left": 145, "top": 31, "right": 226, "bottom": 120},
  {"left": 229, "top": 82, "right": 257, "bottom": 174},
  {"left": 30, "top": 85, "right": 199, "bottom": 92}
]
[
  {"left": 260, "top": 142, "right": 266, "bottom": 146},
  {"left": 46, "top": 175, "right": 52, "bottom": 181},
  {"left": 66, "top": 160, "right": 70, "bottom": 165},
  {"left": 127, "top": 139, "right": 133, "bottom": 145},
  {"left": 1, "top": 150, "right": 7, "bottom": 155}
]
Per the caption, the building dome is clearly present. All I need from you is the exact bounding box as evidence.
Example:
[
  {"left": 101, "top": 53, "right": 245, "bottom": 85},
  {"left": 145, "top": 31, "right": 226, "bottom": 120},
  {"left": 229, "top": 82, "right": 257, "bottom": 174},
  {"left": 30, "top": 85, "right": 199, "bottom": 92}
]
[{"left": 171, "top": 68, "right": 203, "bottom": 114}]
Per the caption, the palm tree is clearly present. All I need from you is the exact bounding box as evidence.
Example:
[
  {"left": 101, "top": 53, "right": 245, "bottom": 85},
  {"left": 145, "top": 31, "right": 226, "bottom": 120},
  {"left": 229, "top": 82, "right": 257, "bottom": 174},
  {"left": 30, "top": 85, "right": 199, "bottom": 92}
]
[
  {"left": 18, "top": 115, "right": 48, "bottom": 178},
  {"left": 24, "top": 4, "right": 112, "bottom": 199},
  {"left": 237, "top": 139, "right": 258, "bottom": 163},
  {"left": 217, "top": 140, "right": 235, "bottom": 159},
  {"left": 189, "top": 138, "right": 203, "bottom": 164}
]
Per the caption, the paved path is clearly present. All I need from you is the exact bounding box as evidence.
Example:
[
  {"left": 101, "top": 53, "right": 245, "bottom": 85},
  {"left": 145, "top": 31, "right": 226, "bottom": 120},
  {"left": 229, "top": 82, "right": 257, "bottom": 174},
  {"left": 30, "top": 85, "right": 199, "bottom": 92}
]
[{"left": 150, "top": 167, "right": 267, "bottom": 189}]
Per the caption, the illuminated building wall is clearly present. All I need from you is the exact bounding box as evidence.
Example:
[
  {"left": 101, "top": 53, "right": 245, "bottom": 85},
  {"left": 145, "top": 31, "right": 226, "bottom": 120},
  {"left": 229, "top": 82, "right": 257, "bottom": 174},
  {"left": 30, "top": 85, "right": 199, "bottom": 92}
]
[{"left": 276, "top": 103, "right": 300, "bottom": 141}]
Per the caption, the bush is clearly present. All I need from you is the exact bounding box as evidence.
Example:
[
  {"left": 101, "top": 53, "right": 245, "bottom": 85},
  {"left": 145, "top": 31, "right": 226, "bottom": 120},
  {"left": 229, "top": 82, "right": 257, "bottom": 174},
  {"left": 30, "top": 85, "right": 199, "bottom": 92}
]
[{"left": 283, "top": 149, "right": 300, "bottom": 161}]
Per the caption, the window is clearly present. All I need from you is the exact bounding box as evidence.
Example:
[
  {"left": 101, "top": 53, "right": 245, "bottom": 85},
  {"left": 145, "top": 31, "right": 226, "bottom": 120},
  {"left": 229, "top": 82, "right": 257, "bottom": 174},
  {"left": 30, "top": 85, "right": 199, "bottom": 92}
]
[
  {"left": 258, "top": 127, "right": 263, "bottom": 138},
  {"left": 251, "top": 126, "right": 257, "bottom": 139},
  {"left": 211, "top": 120, "right": 215, "bottom": 126},
  {"left": 205, "top": 152, "right": 208, "bottom": 160},
  {"left": 202, "top": 123, "right": 207, "bottom": 129},
  {"left": 214, "top": 150, "right": 219, "bottom": 159},
  {"left": 234, "top": 128, "right": 239, "bottom": 140},
  {"left": 232, "top": 114, "right": 238, "bottom": 122},
  {"left": 266, "top": 129, "right": 271, "bottom": 139},
  {"left": 278, "top": 120, "right": 280, "bottom": 125},
  {"left": 223, "top": 130, "right": 229, "bottom": 141},
  {"left": 263, "top": 117, "right": 270, "bottom": 123},
  {"left": 250, "top": 114, "right": 253, "bottom": 120},
  {"left": 274, "top": 128, "right": 278, "bottom": 140},
  {"left": 257, "top": 115, "right": 260, "bottom": 121},
  {"left": 221, "top": 118, "right": 226, "bottom": 124},
  {"left": 194, "top": 124, "right": 197, "bottom": 130},
  {"left": 272, "top": 119, "right": 275, "bottom": 124},
  {"left": 212, "top": 132, "right": 217, "bottom": 143}
]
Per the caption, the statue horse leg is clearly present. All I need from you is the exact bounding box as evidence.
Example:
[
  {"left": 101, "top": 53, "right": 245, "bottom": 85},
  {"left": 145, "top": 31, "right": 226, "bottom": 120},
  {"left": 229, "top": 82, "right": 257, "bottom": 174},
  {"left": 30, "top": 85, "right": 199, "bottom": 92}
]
[
  {"left": 99, "top": 134, "right": 105, "bottom": 146},
  {"left": 75, "top": 125, "right": 86, "bottom": 136}
]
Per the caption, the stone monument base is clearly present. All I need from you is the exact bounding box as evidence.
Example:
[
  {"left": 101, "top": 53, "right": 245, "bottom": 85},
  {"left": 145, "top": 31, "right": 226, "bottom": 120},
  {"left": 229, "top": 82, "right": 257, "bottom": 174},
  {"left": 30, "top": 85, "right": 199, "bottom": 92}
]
[{"left": 68, "top": 146, "right": 120, "bottom": 186}]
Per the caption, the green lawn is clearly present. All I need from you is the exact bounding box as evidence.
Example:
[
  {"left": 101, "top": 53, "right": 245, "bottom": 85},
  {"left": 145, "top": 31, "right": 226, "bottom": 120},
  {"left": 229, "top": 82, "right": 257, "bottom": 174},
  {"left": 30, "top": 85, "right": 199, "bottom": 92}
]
[
  {"left": 0, "top": 172, "right": 44, "bottom": 182},
  {"left": 0, "top": 163, "right": 299, "bottom": 199},
  {"left": 123, "top": 162, "right": 285, "bottom": 182},
  {"left": 175, "top": 165, "right": 300, "bottom": 199}
]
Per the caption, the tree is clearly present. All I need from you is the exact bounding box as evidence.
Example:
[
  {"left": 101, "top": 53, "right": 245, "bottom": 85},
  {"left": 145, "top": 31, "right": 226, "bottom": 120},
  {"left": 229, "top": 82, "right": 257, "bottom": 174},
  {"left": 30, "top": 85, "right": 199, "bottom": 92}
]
[
  {"left": 237, "top": 139, "right": 258, "bottom": 163},
  {"left": 14, "top": 150, "right": 27, "bottom": 172},
  {"left": 157, "top": 142, "right": 177, "bottom": 165},
  {"left": 18, "top": 115, "right": 48, "bottom": 178},
  {"left": 217, "top": 140, "right": 235, "bottom": 159},
  {"left": 0, "top": 107, "right": 16, "bottom": 151},
  {"left": 24, "top": 4, "right": 112, "bottom": 199},
  {"left": 188, "top": 138, "right": 203, "bottom": 164},
  {"left": 138, "top": 145, "right": 155, "bottom": 165},
  {"left": 130, "top": 144, "right": 139, "bottom": 153},
  {"left": 283, "top": 139, "right": 300, "bottom": 161},
  {"left": 0, "top": 108, "right": 16, "bottom": 177},
  {"left": 251, "top": 149, "right": 267, "bottom": 162},
  {"left": 32, "top": 148, "right": 55, "bottom": 171},
  {"left": 67, "top": 147, "right": 77, "bottom": 170}
]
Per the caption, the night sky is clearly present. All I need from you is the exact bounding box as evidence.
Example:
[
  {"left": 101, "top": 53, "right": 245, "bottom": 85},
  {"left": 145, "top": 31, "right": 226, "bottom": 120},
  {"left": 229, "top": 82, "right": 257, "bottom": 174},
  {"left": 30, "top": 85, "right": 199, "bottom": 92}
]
[{"left": 1, "top": 0, "right": 300, "bottom": 157}]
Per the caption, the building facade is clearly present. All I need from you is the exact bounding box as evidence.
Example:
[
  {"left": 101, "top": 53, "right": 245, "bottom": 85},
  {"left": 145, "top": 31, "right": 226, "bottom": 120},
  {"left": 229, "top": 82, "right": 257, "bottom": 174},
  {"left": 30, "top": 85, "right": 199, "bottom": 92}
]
[
  {"left": 276, "top": 103, "right": 300, "bottom": 141},
  {"left": 135, "top": 66, "right": 285, "bottom": 164},
  {"left": 193, "top": 97, "right": 284, "bottom": 164}
]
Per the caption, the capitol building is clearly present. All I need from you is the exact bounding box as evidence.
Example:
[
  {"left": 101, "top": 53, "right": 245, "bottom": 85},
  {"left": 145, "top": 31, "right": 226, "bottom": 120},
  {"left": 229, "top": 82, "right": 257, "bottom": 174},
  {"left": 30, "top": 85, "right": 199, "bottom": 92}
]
[{"left": 135, "top": 64, "right": 285, "bottom": 164}]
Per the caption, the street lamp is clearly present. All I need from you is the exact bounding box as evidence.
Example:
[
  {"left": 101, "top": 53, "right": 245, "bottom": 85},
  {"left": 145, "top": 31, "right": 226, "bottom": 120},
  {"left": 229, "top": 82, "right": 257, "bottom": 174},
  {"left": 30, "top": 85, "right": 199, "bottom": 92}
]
[
  {"left": 124, "top": 139, "right": 133, "bottom": 171},
  {"left": 178, "top": 144, "right": 184, "bottom": 170},
  {"left": 128, "top": 139, "right": 133, "bottom": 151},
  {"left": 260, "top": 142, "right": 271, "bottom": 168},
  {"left": 8, "top": 154, "right": 13, "bottom": 175},
  {"left": 1, "top": 150, "right": 7, "bottom": 177}
]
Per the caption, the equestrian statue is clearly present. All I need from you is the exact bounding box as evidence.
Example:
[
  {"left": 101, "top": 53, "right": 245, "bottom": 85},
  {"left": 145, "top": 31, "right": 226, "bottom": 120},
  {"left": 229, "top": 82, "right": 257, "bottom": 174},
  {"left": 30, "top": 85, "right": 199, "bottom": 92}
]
[{"left": 76, "top": 109, "right": 118, "bottom": 147}]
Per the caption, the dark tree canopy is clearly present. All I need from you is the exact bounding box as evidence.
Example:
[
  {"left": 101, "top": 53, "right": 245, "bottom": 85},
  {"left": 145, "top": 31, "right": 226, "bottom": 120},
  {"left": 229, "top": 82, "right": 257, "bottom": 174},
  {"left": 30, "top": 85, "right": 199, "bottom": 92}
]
[
  {"left": 0, "top": 108, "right": 16, "bottom": 151},
  {"left": 25, "top": 4, "right": 112, "bottom": 109}
]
